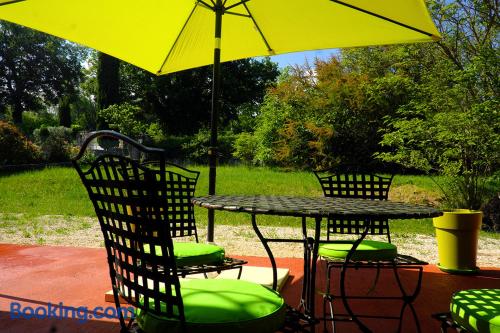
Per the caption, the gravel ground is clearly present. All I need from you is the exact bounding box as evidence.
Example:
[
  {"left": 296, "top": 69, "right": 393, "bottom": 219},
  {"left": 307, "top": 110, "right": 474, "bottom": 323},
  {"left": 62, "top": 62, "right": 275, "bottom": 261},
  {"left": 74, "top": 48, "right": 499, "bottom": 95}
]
[{"left": 1, "top": 215, "right": 498, "bottom": 267}]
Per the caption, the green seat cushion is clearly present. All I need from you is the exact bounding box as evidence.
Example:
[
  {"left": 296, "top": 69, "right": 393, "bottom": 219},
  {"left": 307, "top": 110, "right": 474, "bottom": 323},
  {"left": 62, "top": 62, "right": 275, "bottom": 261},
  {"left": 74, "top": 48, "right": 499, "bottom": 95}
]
[
  {"left": 318, "top": 240, "right": 397, "bottom": 261},
  {"left": 144, "top": 242, "right": 225, "bottom": 267},
  {"left": 451, "top": 289, "right": 500, "bottom": 333},
  {"left": 136, "top": 279, "right": 286, "bottom": 333}
]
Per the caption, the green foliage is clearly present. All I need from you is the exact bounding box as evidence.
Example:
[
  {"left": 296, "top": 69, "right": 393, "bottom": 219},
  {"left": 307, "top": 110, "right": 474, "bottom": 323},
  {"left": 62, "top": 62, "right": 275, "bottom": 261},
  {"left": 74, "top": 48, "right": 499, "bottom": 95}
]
[
  {"left": 71, "top": 94, "right": 99, "bottom": 130},
  {"left": 97, "top": 52, "right": 121, "bottom": 111},
  {"left": 182, "top": 128, "right": 236, "bottom": 164},
  {"left": 0, "top": 22, "right": 86, "bottom": 124},
  {"left": 97, "top": 102, "right": 167, "bottom": 144},
  {"left": 77, "top": 150, "right": 97, "bottom": 165},
  {"left": 253, "top": 94, "right": 293, "bottom": 166},
  {"left": 233, "top": 132, "right": 258, "bottom": 163},
  {"left": 118, "top": 58, "right": 279, "bottom": 135},
  {"left": 0, "top": 121, "right": 41, "bottom": 165},
  {"left": 98, "top": 103, "right": 147, "bottom": 138},
  {"left": 376, "top": 0, "right": 499, "bottom": 209},
  {"left": 250, "top": 0, "right": 499, "bottom": 206},
  {"left": 19, "top": 111, "right": 58, "bottom": 137},
  {"left": 227, "top": 103, "right": 260, "bottom": 134},
  {"left": 181, "top": 129, "right": 211, "bottom": 163},
  {"left": 253, "top": 59, "right": 410, "bottom": 170},
  {"left": 379, "top": 106, "right": 500, "bottom": 209},
  {"left": 33, "top": 126, "right": 74, "bottom": 162},
  {"left": 58, "top": 95, "right": 72, "bottom": 127},
  {"left": 145, "top": 122, "right": 167, "bottom": 145}
]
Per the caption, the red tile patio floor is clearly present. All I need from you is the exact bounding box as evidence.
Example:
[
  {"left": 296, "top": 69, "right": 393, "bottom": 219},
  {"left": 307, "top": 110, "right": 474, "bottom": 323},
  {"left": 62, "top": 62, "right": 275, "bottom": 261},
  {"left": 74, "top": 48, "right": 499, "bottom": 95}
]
[{"left": 0, "top": 243, "right": 498, "bottom": 333}]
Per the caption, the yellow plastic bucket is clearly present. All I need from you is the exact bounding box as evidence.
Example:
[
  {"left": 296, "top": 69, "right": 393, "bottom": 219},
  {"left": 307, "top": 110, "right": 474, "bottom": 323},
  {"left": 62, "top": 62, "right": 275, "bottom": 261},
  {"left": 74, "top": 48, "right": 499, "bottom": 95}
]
[{"left": 433, "top": 209, "right": 482, "bottom": 274}]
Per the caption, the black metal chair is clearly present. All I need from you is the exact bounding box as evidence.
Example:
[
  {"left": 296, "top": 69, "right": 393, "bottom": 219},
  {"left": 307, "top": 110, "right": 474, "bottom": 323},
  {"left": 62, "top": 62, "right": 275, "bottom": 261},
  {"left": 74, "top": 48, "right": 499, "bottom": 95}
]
[
  {"left": 72, "top": 134, "right": 286, "bottom": 333},
  {"left": 313, "top": 170, "right": 427, "bottom": 333},
  {"left": 73, "top": 130, "right": 245, "bottom": 278}
]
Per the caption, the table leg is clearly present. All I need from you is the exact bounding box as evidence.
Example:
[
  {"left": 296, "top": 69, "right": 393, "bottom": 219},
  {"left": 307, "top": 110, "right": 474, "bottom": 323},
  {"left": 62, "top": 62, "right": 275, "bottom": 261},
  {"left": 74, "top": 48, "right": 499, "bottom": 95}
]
[
  {"left": 251, "top": 213, "right": 278, "bottom": 290},
  {"left": 300, "top": 217, "right": 310, "bottom": 311},
  {"left": 307, "top": 216, "right": 322, "bottom": 332},
  {"left": 252, "top": 213, "right": 321, "bottom": 332}
]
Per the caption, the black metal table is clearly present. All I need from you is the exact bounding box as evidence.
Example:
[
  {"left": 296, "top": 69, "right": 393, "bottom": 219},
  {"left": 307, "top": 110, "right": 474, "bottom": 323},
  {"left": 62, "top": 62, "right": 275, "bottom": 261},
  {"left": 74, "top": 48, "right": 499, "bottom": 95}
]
[{"left": 192, "top": 195, "right": 442, "bottom": 332}]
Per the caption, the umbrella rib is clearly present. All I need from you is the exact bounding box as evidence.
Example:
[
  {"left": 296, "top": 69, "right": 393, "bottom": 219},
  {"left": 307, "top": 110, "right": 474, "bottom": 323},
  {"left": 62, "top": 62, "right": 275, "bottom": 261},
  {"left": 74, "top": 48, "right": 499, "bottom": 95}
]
[
  {"left": 242, "top": 2, "right": 274, "bottom": 53},
  {"left": 157, "top": 3, "right": 199, "bottom": 74},
  {"left": 199, "top": 0, "right": 214, "bottom": 10},
  {"left": 0, "top": 0, "right": 26, "bottom": 7},
  {"left": 225, "top": 11, "right": 250, "bottom": 18},
  {"left": 225, "top": 0, "right": 250, "bottom": 11},
  {"left": 330, "top": 0, "right": 436, "bottom": 38}
]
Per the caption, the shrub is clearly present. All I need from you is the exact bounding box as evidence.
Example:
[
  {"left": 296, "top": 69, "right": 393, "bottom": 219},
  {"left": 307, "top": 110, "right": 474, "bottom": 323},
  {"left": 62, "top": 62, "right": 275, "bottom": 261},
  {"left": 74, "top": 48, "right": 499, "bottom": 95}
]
[
  {"left": 233, "top": 132, "right": 258, "bottom": 163},
  {"left": 182, "top": 128, "right": 236, "bottom": 164},
  {"left": 20, "top": 111, "right": 58, "bottom": 137},
  {"left": 70, "top": 124, "right": 83, "bottom": 136},
  {"left": 379, "top": 106, "right": 500, "bottom": 210},
  {"left": 98, "top": 103, "right": 147, "bottom": 139},
  {"left": 33, "top": 126, "right": 74, "bottom": 162},
  {"left": 0, "top": 121, "right": 41, "bottom": 165},
  {"left": 146, "top": 123, "right": 166, "bottom": 145}
]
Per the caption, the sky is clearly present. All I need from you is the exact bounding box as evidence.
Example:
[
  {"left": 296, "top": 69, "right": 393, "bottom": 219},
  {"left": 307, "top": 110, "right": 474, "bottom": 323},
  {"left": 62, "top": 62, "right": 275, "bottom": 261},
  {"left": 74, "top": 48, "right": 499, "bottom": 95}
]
[{"left": 268, "top": 49, "right": 339, "bottom": 68}]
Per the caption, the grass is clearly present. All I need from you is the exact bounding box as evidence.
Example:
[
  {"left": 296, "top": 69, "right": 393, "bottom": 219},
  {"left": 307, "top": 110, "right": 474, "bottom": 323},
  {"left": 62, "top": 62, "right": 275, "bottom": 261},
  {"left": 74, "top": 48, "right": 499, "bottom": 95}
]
[
  {"left": 0, "top": 167, "right": 93, "bottom": 216},
  {"left": 0, "top": 165, "right": 498, "bottom": 239}
]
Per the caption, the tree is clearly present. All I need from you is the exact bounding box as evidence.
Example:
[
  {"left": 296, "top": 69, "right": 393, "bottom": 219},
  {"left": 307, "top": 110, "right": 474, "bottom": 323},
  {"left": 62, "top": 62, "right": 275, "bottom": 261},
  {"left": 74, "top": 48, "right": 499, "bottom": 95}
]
[
  {"left": 58, "top": 95, "right": 72, "bottom": 127},
  {"left": 253, "top": 58, "right": 413, "bottom": 170},
  {"left": 377, "top": 0, "right": 500, "bottom": 209},
  {"left": 119, "top": 58, "right": 279, "bottom": 135},
  {"left": 97, "top": 52, "right": 120, "bottom": 110},
  {"left": 96, "top": 52, "right": 121, "bottom": 132},
  {"left": 0, "top": 22, "right": 85, "bottom": 124},
  {"left": 98, "top": 102, "right": 150, "bottom": 139}
]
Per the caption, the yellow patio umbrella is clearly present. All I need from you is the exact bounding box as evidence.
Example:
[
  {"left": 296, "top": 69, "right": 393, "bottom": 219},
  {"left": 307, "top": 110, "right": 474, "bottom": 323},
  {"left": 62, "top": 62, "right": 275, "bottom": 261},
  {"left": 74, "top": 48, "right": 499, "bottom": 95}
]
[{"left": 0, "top": 0, "right": 440, "bottom": 241}]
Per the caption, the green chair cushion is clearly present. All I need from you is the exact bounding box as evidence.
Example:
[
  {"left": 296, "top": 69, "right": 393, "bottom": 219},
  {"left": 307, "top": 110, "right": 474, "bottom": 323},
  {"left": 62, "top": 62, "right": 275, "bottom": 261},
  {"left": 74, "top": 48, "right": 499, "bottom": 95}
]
[
  {"left": 318, "top": 240, "right": 397, "bottom": 261},
  {"left": 144, "top": 242, "right": 225, "bottom": 267},
  {"left": 451, "top": 289, "right": 500, "bottom": 333},
  {"left": 136, "top": 278, "right": 286, "bottom": 333}
]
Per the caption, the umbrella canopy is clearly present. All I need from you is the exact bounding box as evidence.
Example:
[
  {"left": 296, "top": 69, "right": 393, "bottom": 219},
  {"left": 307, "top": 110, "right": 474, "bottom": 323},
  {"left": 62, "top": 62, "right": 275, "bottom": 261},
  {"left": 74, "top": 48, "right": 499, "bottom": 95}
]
[
  {"left": 0, "top": 0, "right": 440, "bottom": 241},
  {"left": 0, "top": 0, "right": 439, "bottom": 74}
]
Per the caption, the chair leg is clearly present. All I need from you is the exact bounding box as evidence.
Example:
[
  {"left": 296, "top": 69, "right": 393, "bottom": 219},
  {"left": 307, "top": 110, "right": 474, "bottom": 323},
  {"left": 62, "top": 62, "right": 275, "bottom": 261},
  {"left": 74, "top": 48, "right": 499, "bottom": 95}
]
[
  {"left": 323, "top": 295, "right": 335, "bottom": 333},
  {"left": 236, "top": 265, "right": 243, "bottom": 279},
  {"left": 432, "top": 313, "right": 457, "bottom": 333},
  {"left": 111, "top": 285, "right": 129, "bottom": 333},
  {"left": 322, "top": 262, "right": 336, "bottom": 333}
]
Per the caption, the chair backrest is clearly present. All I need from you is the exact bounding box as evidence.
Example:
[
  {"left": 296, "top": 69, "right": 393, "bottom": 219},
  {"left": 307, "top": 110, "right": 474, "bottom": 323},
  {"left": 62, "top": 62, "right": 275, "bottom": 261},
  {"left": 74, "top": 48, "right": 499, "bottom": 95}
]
[
  {"left": 144, "top": 161, "right": 200, "bottom": 240},
  {"left": 313, "top": 170, "right": 394, "bottom": 239},
  {"left": 73, "top": 131, "right": 186, "bottom": 328}
]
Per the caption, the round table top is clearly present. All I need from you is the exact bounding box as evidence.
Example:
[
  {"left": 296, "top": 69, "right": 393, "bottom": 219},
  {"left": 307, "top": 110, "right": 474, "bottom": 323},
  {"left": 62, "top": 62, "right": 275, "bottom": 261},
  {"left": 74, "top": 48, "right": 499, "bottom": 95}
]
[{"left": 192, "top": 195, "right": 442, "bottom": 219}]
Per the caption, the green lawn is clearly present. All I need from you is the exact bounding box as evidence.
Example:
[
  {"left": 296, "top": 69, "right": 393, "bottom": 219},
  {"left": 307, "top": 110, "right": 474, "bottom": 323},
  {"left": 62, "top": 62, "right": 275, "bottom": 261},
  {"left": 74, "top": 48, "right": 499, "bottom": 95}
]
[{"left": 0, "top": 166, "right": 497, "bottom": 239}]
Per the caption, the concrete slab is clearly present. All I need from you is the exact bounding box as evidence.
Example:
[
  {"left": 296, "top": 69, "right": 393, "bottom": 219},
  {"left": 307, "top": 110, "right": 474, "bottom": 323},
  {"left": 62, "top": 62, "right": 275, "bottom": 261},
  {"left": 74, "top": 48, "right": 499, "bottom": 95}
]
[
  {"left": 216, "top": 266, "right": 289, "bottom": 290},
  {"left": 1, "top": 243, "right": 499, "bottom": 333}
]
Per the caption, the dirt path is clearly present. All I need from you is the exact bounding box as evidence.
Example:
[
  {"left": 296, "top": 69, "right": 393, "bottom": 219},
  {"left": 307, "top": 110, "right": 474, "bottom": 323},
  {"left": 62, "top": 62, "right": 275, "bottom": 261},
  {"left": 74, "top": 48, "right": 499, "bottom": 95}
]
[{"left": 1, "top": 215, "right": 498, "bottom": 267}]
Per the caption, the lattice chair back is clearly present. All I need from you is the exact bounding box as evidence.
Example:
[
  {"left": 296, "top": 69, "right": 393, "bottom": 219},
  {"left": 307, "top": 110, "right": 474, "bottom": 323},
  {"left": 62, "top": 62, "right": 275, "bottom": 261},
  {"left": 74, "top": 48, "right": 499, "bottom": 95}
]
[
  {"left": 73, "top": 130, "right": 186, "bottom": 331},
  {"left": 314, "top": 170, "right": 394, "bottom": 240},
  {"left": 143, "top": 161, "right": 201, "bottom": 241}
]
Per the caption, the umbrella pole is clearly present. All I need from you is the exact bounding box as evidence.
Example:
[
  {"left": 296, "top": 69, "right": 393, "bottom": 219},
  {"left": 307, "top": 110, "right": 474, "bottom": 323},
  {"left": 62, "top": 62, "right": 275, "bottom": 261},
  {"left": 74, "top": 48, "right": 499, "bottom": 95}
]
[{"left": 207, "top": 0, "right": 223, "bottom": 243}]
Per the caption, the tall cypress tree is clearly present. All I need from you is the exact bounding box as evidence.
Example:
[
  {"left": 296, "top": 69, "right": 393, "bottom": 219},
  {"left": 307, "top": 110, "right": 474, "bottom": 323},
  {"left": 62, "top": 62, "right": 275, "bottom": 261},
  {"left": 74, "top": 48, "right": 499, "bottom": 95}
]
[
  {"left": 96, "top": 52, "right": 120, "bottom": 130},
  {"left": 58, "top": 95, "right": 72, "bottom": 127}
]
